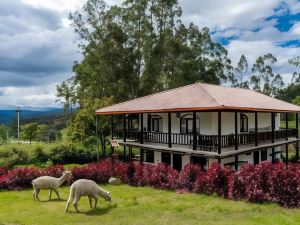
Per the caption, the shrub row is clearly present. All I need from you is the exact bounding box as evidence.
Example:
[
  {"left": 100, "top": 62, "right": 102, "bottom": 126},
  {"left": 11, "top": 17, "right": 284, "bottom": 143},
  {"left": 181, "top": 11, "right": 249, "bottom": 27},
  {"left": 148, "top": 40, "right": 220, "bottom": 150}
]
[{"left": 1, "top": 159, "right": 300, "bottom": 208}]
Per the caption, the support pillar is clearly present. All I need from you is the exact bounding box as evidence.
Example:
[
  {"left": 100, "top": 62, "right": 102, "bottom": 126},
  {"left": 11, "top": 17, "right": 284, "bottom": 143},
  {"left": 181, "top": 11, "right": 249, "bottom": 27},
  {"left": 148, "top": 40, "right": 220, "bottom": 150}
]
[
  {"left": 123, "top": 114, "right": 127, "bottom": 142},
  {"left": 234, "top": 112, "right": 238, "bottom": 171},
  {"left": 255, "top": 112, "right": 258, "bottom": 147},
  {"left": 95, "top": 115, "right": 99, "bottom": 161},
  {"left": 140, "top": 148, "right": 144, "bottom": 163},
  {"left": 168, "top": 112, "right": 172, "bottom": 148},
  {"left": 111, "top": 115, "right": 114, "bottom": 155},
  {"left": 193, "top": 111, "right": 197, "bottom": 150},
  {"left": 286, "top": 143, "right": 289, "bottom": 169},
  {"left": 271, "top": 112, "right": 275, "bottom": 163},
  {"left": 140, "top": 113, "right": 144, "bottom": 144},
  {"left": 123, "top": 145, "right": 126, "bottom": 161},
  {"left": 285, "top": 112, "right": 288, "bottom": 141},
  {"left": 218, "top": 111, "right": 222, "bottom": 155},
  {"left": 296, "top": 113, "right": 299, "bottom": 161}
]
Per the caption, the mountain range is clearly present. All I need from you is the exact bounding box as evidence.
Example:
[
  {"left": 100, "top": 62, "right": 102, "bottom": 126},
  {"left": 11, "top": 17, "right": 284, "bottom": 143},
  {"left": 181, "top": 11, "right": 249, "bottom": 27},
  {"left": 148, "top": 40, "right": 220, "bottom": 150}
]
[{"left": 0, "top": 108, "right": 64, "bottom": 125}]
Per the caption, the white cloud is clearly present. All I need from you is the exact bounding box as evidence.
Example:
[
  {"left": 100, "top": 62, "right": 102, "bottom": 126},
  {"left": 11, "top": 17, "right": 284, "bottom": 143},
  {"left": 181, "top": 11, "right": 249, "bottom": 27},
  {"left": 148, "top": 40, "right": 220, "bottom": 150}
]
[{"left": 179, "top": 0, "right": 280, "bottom": 30}]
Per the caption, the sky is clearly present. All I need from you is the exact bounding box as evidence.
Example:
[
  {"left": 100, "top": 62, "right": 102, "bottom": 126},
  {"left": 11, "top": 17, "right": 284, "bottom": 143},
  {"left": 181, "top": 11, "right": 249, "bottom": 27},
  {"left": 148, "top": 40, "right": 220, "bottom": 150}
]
[{"left": 0, "top": 0, "right": 299, "bottom": 109}]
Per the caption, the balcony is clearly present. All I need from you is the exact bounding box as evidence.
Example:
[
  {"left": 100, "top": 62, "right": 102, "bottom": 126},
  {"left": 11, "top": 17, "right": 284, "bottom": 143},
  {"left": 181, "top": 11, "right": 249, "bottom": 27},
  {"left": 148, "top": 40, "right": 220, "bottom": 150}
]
[{"left": 113, "top": 128, "right": 298, "bottom": 152}]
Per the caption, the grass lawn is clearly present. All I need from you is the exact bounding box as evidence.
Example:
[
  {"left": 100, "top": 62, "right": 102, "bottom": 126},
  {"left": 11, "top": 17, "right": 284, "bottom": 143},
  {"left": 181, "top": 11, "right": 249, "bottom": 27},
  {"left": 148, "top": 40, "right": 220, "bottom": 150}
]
[{"left": 0, "top": 185, "right": 300, "bottom": 225}]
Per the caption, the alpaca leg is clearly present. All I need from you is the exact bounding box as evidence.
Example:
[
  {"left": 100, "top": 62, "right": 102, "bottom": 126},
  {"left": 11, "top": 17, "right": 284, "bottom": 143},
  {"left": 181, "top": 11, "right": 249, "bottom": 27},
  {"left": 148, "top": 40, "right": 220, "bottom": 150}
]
[
  {"left": 35, "top": 189, "right": 41, "bottom": 201},
  {"left": 66, "top": 194, "right": 74, "bottom": 212},
  {"left": 73, "top": 194, "right": 81, "bottom": 213},
  {"left": 49, "top": 189, "right": 52, "bottom": 200},
  {"left": 53, "top": 189, "right": 61, "bottom": 199},
  {"left": 33, "top": 190, "right": 35, "bottom": 201},
  {"left": 92, "top": 194, "right": 99, "bottom": 208},
  {"left": 88, "top": 195, "right": 93, "bottom": 208}
]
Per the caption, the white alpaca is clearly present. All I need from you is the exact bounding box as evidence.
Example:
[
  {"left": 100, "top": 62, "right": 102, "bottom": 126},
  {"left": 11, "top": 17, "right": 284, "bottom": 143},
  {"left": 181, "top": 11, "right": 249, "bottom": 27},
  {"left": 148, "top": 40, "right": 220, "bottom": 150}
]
[
  {"left": 32, "top": 171, "right": 72, "bottom": 201},
  {"left": 65, "top": 179, "right": 111, "bottom": 213}
]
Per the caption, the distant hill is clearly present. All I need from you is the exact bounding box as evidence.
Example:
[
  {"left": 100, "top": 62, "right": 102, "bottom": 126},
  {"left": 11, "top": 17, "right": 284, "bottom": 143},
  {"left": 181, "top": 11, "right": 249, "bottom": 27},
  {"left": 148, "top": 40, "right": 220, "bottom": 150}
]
[{"left": 0, "top": 108, "right": 64, "bottom": 125}]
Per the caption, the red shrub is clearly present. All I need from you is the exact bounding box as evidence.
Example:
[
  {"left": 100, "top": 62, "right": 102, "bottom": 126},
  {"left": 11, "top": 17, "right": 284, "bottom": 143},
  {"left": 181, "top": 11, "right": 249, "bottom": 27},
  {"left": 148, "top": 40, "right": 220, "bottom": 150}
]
[
  {"left": 113, "top": 161, "right": 129, "bottom": 182},
  {"left": 42, "top": 165, "right": 65, "bottom": 177},
  {"left": 4, "top": 167, "right": 42, "bottom": 190},
  {"left": 146, "top": 163, "right": 179, "bottom": 189},
  {"left": 205, "top": 163, "right": 234, "bottom": 197},
  {"left": 175, "top": 164, "right": 202, "bottom": 191},
  {"left": 193, "top": 173, "right": 210, "bottom": 194},
  {"left": 269, "top": 163, "right": 300, "bottom": 208},
  {"left": 71, "top": 159, "right": 113, "bottom": 183}
]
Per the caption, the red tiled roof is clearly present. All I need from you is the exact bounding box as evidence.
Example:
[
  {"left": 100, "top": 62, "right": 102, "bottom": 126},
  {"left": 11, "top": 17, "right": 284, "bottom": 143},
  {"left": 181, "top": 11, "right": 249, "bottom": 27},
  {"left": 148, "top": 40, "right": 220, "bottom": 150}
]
[{"left": 96, "top": 83, "right": 300, "bottom": 114}]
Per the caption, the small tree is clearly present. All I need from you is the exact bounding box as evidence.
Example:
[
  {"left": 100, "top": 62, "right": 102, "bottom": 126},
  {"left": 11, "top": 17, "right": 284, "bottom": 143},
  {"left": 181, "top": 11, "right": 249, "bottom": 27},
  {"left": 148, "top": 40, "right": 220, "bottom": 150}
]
[{"left": 21, "top": 123, "right": 39, "bottom": 145}]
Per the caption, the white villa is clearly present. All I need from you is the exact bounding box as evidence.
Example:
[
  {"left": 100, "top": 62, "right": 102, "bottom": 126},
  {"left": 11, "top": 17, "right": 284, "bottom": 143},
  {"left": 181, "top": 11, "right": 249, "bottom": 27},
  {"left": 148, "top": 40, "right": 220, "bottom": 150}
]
[{"left": 96, "top": 83, "right": 300, "bottom": 170}]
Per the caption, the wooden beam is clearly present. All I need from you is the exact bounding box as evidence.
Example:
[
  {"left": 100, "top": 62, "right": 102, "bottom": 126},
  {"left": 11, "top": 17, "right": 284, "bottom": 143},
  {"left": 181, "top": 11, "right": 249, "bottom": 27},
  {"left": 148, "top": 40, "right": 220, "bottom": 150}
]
[
  {"left": 271, "top": 112, "right": 275, "bottom": 163},
  {"left": 286, "top": 113, "right": 288, "bottom": 141},
  {"left": 235, "top": 112, "right": 238, "bottom": 170},
  {"left": 285, "top": 143, "right": 288, "bottom": 169},
  {"left": 255, "top": 112, "right": 258, "bottom": 146},
  {"left": 168, "top": 112, "right": 172, "bottom": 148},
  {"left": 296, "top": 112, "right": 299, "bottom": 160},
  {"left": 111, "top": 115, "right": 114, "bottom": 154},
  {"left": 123, "top": 145, "right": 126, "bottom": 161},
  {"left": 140, "top": 148, "right": 144, "bottom": 163},
  {"left": 218, "top": 111, "right": 222, "bottom": 155},
  {"left": 140, "top": 113, "right": 144, "bottom": 144},
  {"left": 193, "top": 111, "right": 197, "bottom": 150},
  {"left": 123, "top": 114, "right": 126, "bottom": 142},
  {"left": 95, "top": 115, "right": 99, "bottom": 161},
  {"left": 271, "top": 112, "right": 275, "bottom": 143}
]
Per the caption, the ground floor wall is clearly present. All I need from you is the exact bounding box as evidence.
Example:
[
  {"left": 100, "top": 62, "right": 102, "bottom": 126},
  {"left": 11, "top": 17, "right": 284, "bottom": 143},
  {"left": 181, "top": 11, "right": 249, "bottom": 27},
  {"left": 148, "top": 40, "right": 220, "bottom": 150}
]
[{"left": 141, "top": 146, "right": 283, "bottom": 171}]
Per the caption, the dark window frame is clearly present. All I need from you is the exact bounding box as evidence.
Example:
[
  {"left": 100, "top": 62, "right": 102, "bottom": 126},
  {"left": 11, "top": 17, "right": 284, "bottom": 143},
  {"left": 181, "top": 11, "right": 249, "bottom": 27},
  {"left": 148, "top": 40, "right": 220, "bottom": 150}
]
[
  {"left": 240, "top": 113, "right": 248, "bottom": 133},
  {"left": 180, "top": 114, "right": 200, "bottom": 134},
  {"left": 150, "top": 115, "right": 162, "bottom": 132}
]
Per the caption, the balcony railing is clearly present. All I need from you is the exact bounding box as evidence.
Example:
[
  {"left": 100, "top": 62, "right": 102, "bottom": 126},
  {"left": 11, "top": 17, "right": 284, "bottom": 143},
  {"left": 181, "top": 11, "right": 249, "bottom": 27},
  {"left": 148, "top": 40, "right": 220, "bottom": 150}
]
[{"left": 113, "top": 128, "right": 298, "bottom": 152}]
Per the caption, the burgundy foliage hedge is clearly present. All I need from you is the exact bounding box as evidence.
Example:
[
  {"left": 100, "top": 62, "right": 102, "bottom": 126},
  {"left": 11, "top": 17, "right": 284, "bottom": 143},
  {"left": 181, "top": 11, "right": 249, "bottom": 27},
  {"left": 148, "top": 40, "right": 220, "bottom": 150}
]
[{"left": 1, "top": 159, "right": 300, "bottom": 208}]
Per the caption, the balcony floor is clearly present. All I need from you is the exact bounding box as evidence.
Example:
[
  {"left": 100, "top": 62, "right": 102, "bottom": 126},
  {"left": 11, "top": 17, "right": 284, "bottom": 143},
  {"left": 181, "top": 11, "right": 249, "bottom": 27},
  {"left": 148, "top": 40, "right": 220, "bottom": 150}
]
[{"left": 115, "top": 137, "right": 299, "bottom": 159}]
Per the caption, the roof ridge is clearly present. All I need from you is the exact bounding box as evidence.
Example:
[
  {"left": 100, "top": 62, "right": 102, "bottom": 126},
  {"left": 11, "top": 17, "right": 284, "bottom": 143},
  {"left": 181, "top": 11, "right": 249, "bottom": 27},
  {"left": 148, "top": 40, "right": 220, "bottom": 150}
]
[
  {"left": 96, "top": 82, "right": 200, "bottom": 111},
  {"left": 200, "top": 83, "right": 224, "bottom": 106}
]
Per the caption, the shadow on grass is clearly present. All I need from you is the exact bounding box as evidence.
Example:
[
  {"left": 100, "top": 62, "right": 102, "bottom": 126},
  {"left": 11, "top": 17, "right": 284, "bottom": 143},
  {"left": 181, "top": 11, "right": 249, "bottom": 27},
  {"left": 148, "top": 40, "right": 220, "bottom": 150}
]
[
  {"left": 67, "top": 203, "right": 118, "bottom": 216},
  {"left": 38, "top": 198, "right": 67, "bottom": 202}
]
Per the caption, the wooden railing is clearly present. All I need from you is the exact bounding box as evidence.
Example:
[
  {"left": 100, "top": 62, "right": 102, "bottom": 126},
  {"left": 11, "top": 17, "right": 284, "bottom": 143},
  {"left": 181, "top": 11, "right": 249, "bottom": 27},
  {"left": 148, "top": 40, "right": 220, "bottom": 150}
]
[{"left": 113, "top": 128, "right": 298, "bottom": 152}]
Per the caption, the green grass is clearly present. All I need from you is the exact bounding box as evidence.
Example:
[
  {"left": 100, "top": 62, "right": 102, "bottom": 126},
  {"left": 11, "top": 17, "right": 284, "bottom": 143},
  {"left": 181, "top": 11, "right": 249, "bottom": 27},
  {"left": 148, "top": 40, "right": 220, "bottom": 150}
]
[{"left": 1, "top": 185, "right": 300, "bottom": 225}]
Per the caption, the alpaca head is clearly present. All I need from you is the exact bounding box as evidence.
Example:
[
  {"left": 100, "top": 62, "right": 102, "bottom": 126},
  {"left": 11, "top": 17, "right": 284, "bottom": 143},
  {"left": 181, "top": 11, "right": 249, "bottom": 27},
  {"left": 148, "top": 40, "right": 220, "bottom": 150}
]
[
  {"left": 105, "top": 192, "right": 112, "bottom": 202},
  {"left": 62, "top": 171, "right": 72, "bottom": 182}
]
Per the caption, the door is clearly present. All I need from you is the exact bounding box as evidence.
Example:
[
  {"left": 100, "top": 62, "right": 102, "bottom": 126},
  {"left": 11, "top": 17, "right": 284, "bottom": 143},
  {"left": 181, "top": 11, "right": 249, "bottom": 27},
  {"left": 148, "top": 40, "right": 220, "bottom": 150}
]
[
  {"left": 253, "top": 151, "right": 259, "bottom": 165},
  {"left": 191, "top": 156, "right": 206, "bottom": 169},
  {"left": 173, "top": 154, "right": 182, "bottom": 170},
  {"left": 161, "top": 152, "right": 171, "bottom": 165}
]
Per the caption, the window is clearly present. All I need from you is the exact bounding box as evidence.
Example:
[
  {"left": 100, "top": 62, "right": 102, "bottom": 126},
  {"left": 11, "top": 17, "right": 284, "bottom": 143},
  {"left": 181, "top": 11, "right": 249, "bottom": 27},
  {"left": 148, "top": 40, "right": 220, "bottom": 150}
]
[
  {"left": 180, "top": 114, "right": 200, "bottom": 134},
  {"left": 240, "top": 114, "right": 248, "bottom": 132},
  {"left": 145, "top": 150, "right": 154, "bottom": 163},
  {"left": 151, "top": 115, "right": 162, "bottom": 132},
  {"left": 128, "top": 114, "right": 139, "bottom": 130}
]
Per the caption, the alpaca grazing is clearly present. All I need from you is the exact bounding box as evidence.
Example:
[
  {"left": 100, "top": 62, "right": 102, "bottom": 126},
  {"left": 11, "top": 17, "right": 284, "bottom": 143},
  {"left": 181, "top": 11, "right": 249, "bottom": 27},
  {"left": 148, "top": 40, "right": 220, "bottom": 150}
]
[
  {"left": 65, "top": 179, "right": 111, "bottom": 213},
  {"left": 32, "top": 171, "right": 72, "bottom": 201}
]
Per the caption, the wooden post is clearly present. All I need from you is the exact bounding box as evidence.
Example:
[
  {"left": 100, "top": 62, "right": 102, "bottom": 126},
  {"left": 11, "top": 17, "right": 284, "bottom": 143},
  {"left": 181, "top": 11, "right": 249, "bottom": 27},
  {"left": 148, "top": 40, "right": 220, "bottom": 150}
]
[
  {"left": 168, "top": 112, "right": 172, "bottom": 148},
  {"left": 111, "top": 115, "right": 114, "bottom": 154},
  {"left": 140, "top": 113, "right": 144, "bottom": 144},
  {"left": 255, "top": 112, "right": 258, "bottom": 146},
  {"left": 96, "top": 115, "right": 99, "bottom": 161},
  {"left": 234, "top": 112, "right": 238, "bottom": 171},
  {"left": 285, "top": 112, "right": 288, "bottom": 141},
  {"left": 296, "top": 113, "right": 299, "bottom": 160},
  {"left": 123, "top": 114, "right": 126, "bottom": 142},
  {"left": 193, "top": 111, "right": 197, "bottom": 150},
  {"left": 123, "top": 145, "right": 126, "bottom": 161},
  {"left": 286, "top": 143, "right": 288, "bottom": 169},
  {"left": 218, "top": 111, "right": 222, "bottom": 155},
  {"left": 140, "top": 148, "right": 144, "bottom": 163},
  {"left": 271, "top": 112, "right": 275, "bottom": 163}
]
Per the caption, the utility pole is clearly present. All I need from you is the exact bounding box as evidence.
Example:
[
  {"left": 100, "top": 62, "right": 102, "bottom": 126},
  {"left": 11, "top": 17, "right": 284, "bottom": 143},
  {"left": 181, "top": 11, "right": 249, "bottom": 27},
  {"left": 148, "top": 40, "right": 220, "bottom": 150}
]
[{"left": 16, "top": 107, "right": 21, "bottom": 144}]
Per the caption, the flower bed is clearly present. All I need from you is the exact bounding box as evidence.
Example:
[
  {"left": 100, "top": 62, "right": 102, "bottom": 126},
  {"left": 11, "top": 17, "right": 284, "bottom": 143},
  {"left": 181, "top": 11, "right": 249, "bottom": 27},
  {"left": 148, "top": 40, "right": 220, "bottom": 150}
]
[{"left": 1, "top": 160, "right": 300, "bottom": 208}]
